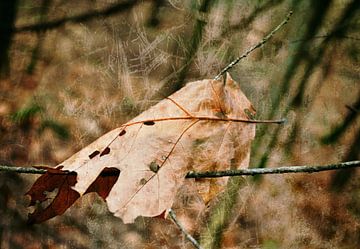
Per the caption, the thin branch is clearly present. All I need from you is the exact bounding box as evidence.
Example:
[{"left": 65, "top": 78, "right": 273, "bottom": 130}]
[
  {"left": 214, "top": 11, "right": 293, "bottom": 80},
  {"left": 13, "top": 0, "right": 139, "bottom": 33},
  {"left": 186, "top": 160, "right": 360, "bottom": 178},
  {"left": 0, "top": 165, "right": 47, "bottom": 174},
  {"left": 321, "top": 95, "right": 360, "bottom": 144},
  {"left": 168, "top": 208, "right": 203, "bottom": 249},
  {"left": 1, "top": 160, "right": 359, "bottom": 177}
]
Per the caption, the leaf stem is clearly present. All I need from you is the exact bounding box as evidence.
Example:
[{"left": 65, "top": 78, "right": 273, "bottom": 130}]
[{"left": 123, "top": 116, "right": 286, "bottom": 127}]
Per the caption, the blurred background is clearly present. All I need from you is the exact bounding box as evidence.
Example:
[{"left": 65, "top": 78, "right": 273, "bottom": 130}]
[{"left": 0, "top": 0, "right": 359, "bottom": 248}]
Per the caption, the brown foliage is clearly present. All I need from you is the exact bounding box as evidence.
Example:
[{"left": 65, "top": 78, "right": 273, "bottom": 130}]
[{"left": 26, "top": 74, "right": 256, "bottom": 224}]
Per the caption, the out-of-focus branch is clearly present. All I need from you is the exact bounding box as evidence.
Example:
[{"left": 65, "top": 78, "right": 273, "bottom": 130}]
[
  {"left": 150, "top": 0, "right": 214, "bottom": 101},
  {"left": 1, "top": 160, "right": 359, "bottom": 177},
  {"left": 14, "top": 0, "right": 139, "bottom": 33},
  {"left": 0, "top": 1, "right": 18, "bottom": 77},
  {"left": 252, "top": 0, "right": 358, "bottom": 172},
  {"left": 331, "top": 128, "right": 360, "bottom": 191},
  {"left": 321, "top": 95, "right": 360, "bottom": 144},
  {"left": 199, "top": 176, "right": 244, "bottom": 249},
  {"left": 220, "top": 0, "right": 285, "bottom": 38}
]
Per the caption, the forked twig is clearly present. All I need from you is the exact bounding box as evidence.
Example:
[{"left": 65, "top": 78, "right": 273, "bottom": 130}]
[
  {"left": 214, "top": 11, "right": 293, "bottom": 80},
  {"left": 168, "top": 208, "right": 203, "bottom": 249}
]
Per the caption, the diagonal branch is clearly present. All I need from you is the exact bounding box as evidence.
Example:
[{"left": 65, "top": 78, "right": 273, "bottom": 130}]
[
  {"left": 214, "top": 11, "right": 293, "bottom": 80},
  {"left": 168, "top": 208, "right": 203, "bottom": 249},
  {"left": 321, "top": 95, "right": 360, "bottom": 144}
]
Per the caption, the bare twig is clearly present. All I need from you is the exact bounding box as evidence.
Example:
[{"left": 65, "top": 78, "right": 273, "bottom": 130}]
[
  {"left": 186, "top": 160, "right": 360, "bottom": 178},
  {"left": 0, "top": 165, "right": 46, "bottom": 174},
  {"left": 168, "top": 208, "right": 203, "bottom": 249},
  {"left": 1, "top": 160, "right": 359, "bottom": 177},
  {"left": 214, "top": 11, "right": 293, "bottom": 80}
]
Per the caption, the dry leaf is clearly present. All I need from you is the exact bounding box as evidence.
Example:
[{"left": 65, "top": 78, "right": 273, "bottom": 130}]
[{"left": 27, "top": 73, "right": 256, "bottom": 224}]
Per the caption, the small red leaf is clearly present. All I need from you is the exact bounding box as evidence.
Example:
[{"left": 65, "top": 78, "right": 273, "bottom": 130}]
[
  {"left": 27, "top": 167, "right": 120, "bottom": 224},
  {"left": 26, "top": 166, "right": 79, "bottom": 224},
  {"left": 100, "top": 147, "right": 110, "bottom": 157}
]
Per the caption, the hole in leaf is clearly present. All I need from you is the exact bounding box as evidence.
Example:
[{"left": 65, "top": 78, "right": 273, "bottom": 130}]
[
  {"left": 143, "top": 121, "right": 155, "bottom": 126},
  {"left": 100, "top": 147, "right": 110, "bottom": 157},
  {"left": 89, "top": 150, "right": 100, "bottom": 159},
  {"left": 85, "top": 167, "right": 120, "bottom": 199}
]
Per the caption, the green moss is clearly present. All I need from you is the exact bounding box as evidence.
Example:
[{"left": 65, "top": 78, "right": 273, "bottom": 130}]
[
  {"left": 39, "top": 119, "right": 70, "bottom": 140},
  {"left": 262, "top": 240, "right": 279, "bottom": 249}
]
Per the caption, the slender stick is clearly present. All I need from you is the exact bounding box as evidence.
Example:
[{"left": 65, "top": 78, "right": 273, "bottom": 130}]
[
  {"left": 186, "top": 160, "right": 360, "bottom": 178},
  {"left": 168, "top": 208, "right": 203, "bottom": 249},
  {"left": 0, "top": 165, "right": 47, "bottom": 174},
  {"left": 214, "top": 11, "right": 293, "bottom": 80},
  {"left": 1, "top": 160, "right": 359, "bottom": 177}
]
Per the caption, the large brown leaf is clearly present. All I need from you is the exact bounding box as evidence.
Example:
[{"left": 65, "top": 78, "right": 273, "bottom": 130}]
[{"left": 27, "top": 73, "right": 256, "bottom": 223}]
